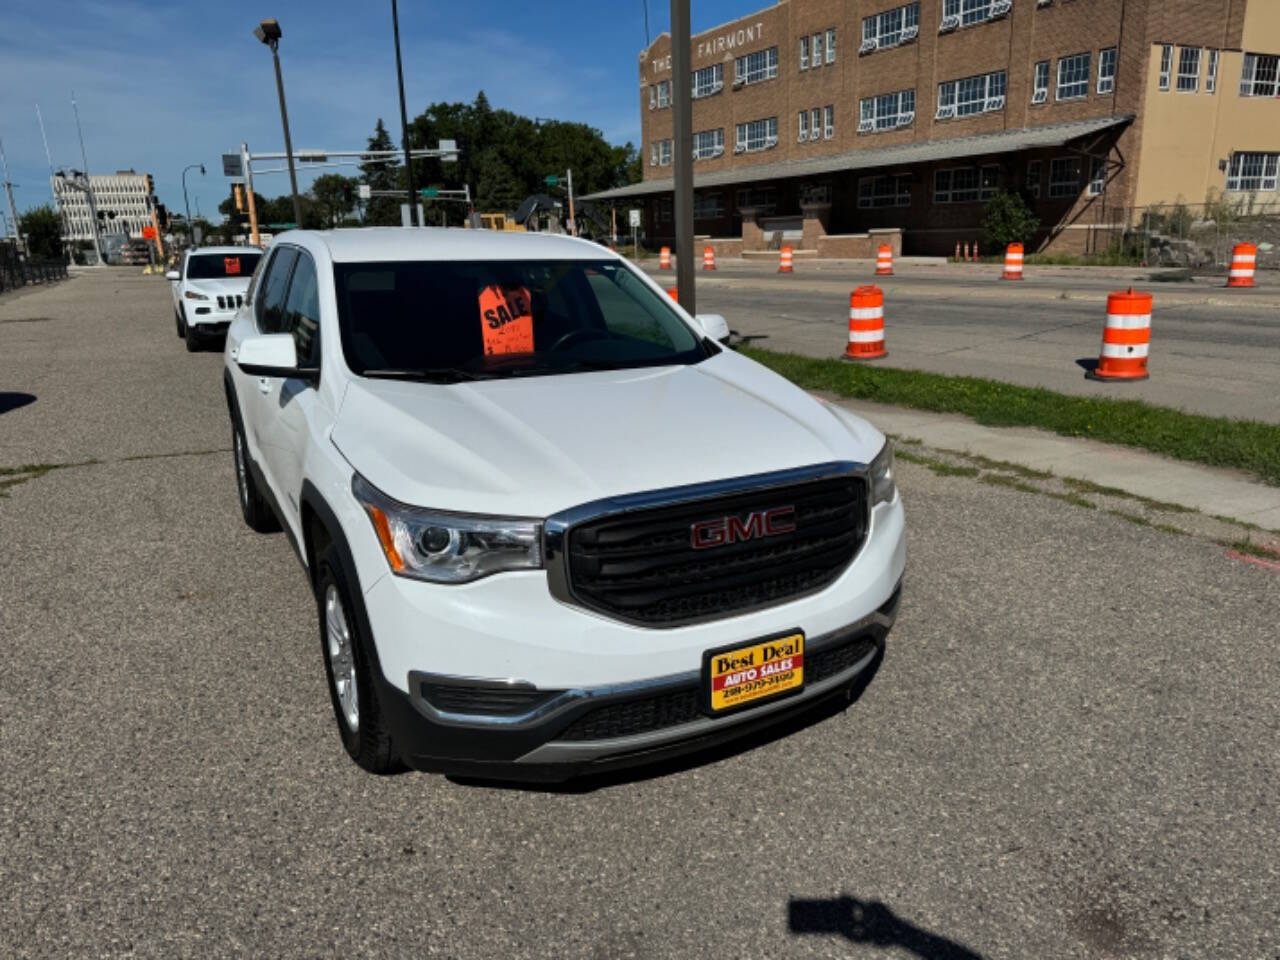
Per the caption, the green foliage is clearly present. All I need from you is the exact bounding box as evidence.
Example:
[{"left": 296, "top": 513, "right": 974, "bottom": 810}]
[
  {"left": 741, "top": 347, "right": 1280, "bottom": 487},
  {"left": 309, "top": 173, "right": 357, "bottom": 227},
  {"left": 980, "top": 190, "right": 1040, "bottom": 250},
  {"left": 19, "top": 205, "right": 63, "bottom": 259},
  {"left": 360, "top": 118, "right": 402, "bottom": 226}
]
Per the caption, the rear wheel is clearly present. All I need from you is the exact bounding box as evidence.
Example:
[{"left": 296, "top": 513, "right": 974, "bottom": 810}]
[
  {"left": 315, "top": 545, "right": 402, "bottom": 774},
  {"left": 230, "top": 414, "right": 279, "bottom": 533}
]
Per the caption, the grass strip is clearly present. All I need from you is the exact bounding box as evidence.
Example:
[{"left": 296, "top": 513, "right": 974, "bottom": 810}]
[
  {"left": 1227, "top": 539, "right": 1280, "bottom": 561},
  {"left": 743, "top": 346, "right": 1280, "bottom": 486}
]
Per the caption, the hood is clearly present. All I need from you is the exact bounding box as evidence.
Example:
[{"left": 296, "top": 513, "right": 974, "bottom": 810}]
[
  {"left": 330, "top": 350, "right": 885, "bottom": 517},
  {"left": 186, "top": 277, "right": 250, "bottom": 296}
]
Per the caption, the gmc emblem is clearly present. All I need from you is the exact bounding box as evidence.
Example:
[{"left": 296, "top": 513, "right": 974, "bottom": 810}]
[{"left": 691, "top": 506, "right": 796, "bottom": 550}]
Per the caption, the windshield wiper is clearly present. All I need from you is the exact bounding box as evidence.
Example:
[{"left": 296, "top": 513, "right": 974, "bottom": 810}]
[{"left": 360, "top": 368, "right": 488, "bottom": 383}]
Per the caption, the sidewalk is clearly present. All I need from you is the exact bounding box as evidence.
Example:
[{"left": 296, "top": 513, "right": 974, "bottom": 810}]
[{"left": 822, "top": 393, "right": 1280, "bottom": 532}]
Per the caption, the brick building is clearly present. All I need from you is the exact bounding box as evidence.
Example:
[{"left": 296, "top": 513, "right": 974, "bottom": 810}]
[{"left": 581, "top": 0, "right": 1280, "bottom": 256}]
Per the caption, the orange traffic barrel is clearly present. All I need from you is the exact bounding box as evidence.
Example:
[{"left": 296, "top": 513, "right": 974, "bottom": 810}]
[
  {"left": 973, "top": 242, "right": 980, "bottom": 262},
  {"left": 666, "top": 287, "right": 678, "bottom": 301},
  {"left": 875, "top": 244, "right": 894, "bottom": 276},
  {"left": 659, "top": 246, "right": 672, "bottom": 270},
  {"left": 842, "top": 286, "right": 887, "bottom": 362},
  {"left": 778, "top": 245, "right": 794, "bottom": 273},
  {"left": 1227, "top": 243, "right": 1256, "bottom": 287},
  {"left": 954, "top": 242, "right": 961, "bottom": 261},
  {"left": 1086, "top": 288, "right": 1151, "bottom": 382},
  {"left": 703, "top": 246, "right": 716, "bottom": 271},
  {"left": 1002, "top": 243, "right": 1024, "bottom": 280}
]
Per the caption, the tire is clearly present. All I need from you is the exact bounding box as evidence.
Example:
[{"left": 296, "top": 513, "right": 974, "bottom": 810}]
[
  {"left": 315, "top": 545, "right": 403, "bottom": 774},
  {"left": 175, "top": 309, "right": 184, "bottom": 338},
  {"left": 184, "top": 321, "right": 201, "bottom": 352},
  {"left": 177, "top": 305, "right": 188, "bottom": 339},
  {"left": 230, "top": 413, "right": 280, "bottom": 533}
]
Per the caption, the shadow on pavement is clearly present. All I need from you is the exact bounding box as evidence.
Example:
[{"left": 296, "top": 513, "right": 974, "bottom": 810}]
[
  {"left": 1075, "top": 357, "right": 1099, "bottom": 375},
  {"left": 449, "top": 646, "right": 884, "bottom": 795},
  {"left": 0, "top": 392, "right": 36, "bottom": 415},
  {"left": 789, "top": 895, "right": 987, "bottom": 959}
]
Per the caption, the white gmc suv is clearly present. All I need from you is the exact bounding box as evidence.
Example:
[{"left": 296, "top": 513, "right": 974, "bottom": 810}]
[{"left": 223, "top": 228, "right": 904, "bottom": 781}]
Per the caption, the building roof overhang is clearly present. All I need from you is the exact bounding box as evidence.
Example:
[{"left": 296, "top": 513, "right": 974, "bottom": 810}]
[{"left": 580, "top": 115, "right": 1135, "bottom": 202}]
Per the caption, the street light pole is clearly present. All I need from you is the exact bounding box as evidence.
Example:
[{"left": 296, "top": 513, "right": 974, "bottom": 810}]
[
  {"left": 390, "top": 0, "right": 417, "bottom": 225},
  {"left": 70, "top": 93, "right": 104, "bottom": 267},
  {"left": 255, "top": 19, "right": 302, "bottom": 228},
  {"left": 670, "top": 0, "right": 695, "bottom": 315},
  {"left": 181, "top": 163, "right": 205, "bottom": 246}
]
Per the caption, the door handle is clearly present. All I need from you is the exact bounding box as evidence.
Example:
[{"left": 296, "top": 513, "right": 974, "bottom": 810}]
[{"left": 257, "top": 377, "right": 271, "bottom": 395}]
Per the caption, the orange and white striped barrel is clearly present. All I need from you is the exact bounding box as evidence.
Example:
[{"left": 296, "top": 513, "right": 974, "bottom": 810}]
[
  {"left": 666, "top": 287, "right": 678, "bottom": 301},
  {"left": 954, "top": 242, "right": 961, "bottom": 261},
  {"left": 703, "top": 246, "right": 716, "bottom": 271},
  {"left": 875, "top": 244, "right": 894, "bottom": 276},
  {"left": 778, "top": 245, "right": 794, "bottom": 273},
  {"left": 1002, "top": 243, "right": 1024, "bottom": 280},
  {"left": 963, "top": 242, "right": 970, "bottom": 261},
  {"left": 659, "top": 246, "right": 672, "bottom": 270},
  {"left": 1087, "top": 289, "right": 1151, "bottom": 382},
  {"left": 973, "top": 242, "right": 980, "bottom": 262},
  {"left": 1227, "top": 243, "right": 1256, "bottom": 288},
  {"left": 842, "top": 285, "right": 887, "bottom": 362}
]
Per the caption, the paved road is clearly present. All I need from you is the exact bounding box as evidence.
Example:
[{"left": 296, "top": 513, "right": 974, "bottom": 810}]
[
  {"left": 2, "top": 271, "right": 1278, "bottom": 958},
  {"left": 644, "top": 262, "right": 1280, "bottom": 424}
]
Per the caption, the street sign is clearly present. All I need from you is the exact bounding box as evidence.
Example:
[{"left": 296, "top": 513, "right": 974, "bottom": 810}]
[
  {"left": 421, "top": 187, "right": 440, "bottom": 198},
  {"left": 545, "top": 175, "right": 559, "bottom": 187},
  {"left": 222, "top": 153, "right": 242, "bottom": 177},
  {"left": 142, "top": 226, "right": 157, "bottom": 240},
  {"left": 629, "top": 208, "right": 642, "bottom": 228},
  {"left": 297, "top": 151, "right": 327, "bottom": 163},
  {"left": 439, "top": 139, "right": 459, "bottom": 163},
  {"left": 357, "top": 184, "right": 371, "bottom": 201}
]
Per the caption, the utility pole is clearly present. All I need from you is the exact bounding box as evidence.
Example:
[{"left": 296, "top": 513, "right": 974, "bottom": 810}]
[
  {"left": 70, "top": 92, "right": 105, "bottom": 266},
  {"left": 242, "top": 143, "right": 261, "bottom": 246},
  {"left": 391, "top": 0, "right": 417, "bottom": 225},
  {"left": 566, "top": 167, "right": 576, "bottom": 237},
  {"left": 670, "top": 0, "right": 695, "bottom": 315},
  {"left": 0, "top": 138, "right": 21, "bottom": 247}
]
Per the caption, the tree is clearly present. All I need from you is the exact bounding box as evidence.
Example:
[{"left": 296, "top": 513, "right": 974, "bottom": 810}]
[
  {"left": 981, "top": 190, "right": 1040, "bottom": 250},
  {"left": 361, "top": 118, "right": 402, "bottom": 226},
  {"left": 19, "top": 205, "right": 63, "bottom": 259},
  {"left": 310, "top": 173, "right": 356, "bottom": 227}
]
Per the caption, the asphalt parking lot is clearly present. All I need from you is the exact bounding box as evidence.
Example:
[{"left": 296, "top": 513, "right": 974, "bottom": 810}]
[{"left": 2, "top": 270, "right": 1278, "bottom": 959}]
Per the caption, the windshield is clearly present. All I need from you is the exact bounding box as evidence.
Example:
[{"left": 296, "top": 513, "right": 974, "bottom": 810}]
[
  {"left": 333, "top": 259, "right": 710, "bottom": 380},
  {"left": 187, "top": 252, "right": 261, "bottom": 280}
]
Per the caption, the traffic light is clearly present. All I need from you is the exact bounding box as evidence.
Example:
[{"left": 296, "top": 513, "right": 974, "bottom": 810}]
[
  {"left": 342, "top": 181, "right": 353, "bottom": 205},
  {"left": 232, "top": 183, "right": 245, "bottom": 213},
  {"left": 155, "top": 204, "right": 169, "bottom": 229}
]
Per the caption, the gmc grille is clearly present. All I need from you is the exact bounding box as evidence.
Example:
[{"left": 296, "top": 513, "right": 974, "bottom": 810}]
[{"left": 558, "top": 474, "right": 867, "bottom": 627}]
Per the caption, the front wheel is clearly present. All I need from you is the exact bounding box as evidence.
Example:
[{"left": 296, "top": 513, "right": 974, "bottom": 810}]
[{"left": 315, "top": 546, "right": 403, "bottom": 774}]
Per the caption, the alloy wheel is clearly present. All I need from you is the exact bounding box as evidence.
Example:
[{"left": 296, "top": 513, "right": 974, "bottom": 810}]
[{"left": 324, "top": 585, "right": 359, "bottom": 732}]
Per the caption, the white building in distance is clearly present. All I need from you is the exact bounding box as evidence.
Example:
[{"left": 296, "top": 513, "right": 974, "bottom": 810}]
[{"left": 52, "top": 170, "right": 155, "bottom": 241}]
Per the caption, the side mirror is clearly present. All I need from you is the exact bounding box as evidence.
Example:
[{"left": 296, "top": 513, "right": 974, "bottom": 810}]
[
  {"left": 695, "top": 313, "right": 731, "bottom": 344},
  {"left": 236, "top": 333, "right": 316, "bottom": 379},
  {"left": 165, "top": 270, "right": 180, "bottom": 281}
]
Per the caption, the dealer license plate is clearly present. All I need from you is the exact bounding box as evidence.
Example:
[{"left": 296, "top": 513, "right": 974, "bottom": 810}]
[{"left": 704, "top": 630, "right": 805, "bottom": 715}]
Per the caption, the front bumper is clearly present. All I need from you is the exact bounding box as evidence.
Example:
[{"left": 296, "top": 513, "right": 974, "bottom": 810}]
[{"left": 376, "top": 583, "right": 900, "bottom": 781}]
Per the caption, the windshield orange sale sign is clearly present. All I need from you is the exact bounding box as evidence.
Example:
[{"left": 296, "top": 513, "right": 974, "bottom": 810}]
[{"left": 479, "top": 284, "right": 534, "bottom": 355}]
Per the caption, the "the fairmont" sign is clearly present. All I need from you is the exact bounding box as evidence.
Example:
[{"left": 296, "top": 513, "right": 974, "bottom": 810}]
[{"left": 649, "top": 20, "right": 767, "bottom": 74}]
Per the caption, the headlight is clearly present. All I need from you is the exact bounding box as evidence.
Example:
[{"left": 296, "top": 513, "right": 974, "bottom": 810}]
[
  {"left": 183, "top": 289, "right": 209, "bottom": 300},
  {"left": 869, "top": 441, "right": 896, "bottom": 507},
  {"left": 352, "top": 474, "right": 543, "bottom": 583}
]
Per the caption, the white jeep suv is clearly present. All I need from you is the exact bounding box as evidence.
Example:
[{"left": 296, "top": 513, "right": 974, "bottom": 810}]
[
  {"left": 223, "top": 228, "right": 904, "bottom": 781},
  {"left": 168, "top": 246, "right": 263, "bottom": 351}
]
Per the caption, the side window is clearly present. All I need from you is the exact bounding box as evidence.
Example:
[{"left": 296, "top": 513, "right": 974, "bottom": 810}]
[
  {"left": 257, "top": 247, "right": 298, "bottom": 334},
  {"left": 282, "top": 252, "right": 321, "bottom": 366}
]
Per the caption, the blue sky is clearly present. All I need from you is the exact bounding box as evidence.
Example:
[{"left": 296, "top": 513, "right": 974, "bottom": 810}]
[{"left": 0, "top": 0, "right": 754, "bottom": 222}]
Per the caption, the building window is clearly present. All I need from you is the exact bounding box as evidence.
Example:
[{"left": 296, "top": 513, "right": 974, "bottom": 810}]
[
  {"left": 824, "top": 105, "right": 835, "bottom": 139},
  {"left": 942, "top": 0, "right": 1010, "bottom": 28},
  {"left": 858, "top": 174, "right": 913, "bottom": 208},
  {"left": 798, "top": 110, "right": 809, "bottom": 142},
  {"left": 1177, "top": 46, "right": 1201, "bottom": 92},
  {"left": 735, "top": 117, "right": 778, "bottom": 153},
  {"left": 1056, "top": 52, "right": 1090, "bottom": 100},
  {"left": 693, "top": 129, "right": 724, "bottom": 160},
  {"left": 811, "top": 108, "right": 821, "bottom": 140},
  {"left": 1226, "top": 152, "right": 1280, "bottom": 192},
  {"left": 735, "top": 187, "right": 777, "bottom": 214},
  {"left": 651, "top": 139, "right": 672, "bottom": 167},
  {"left": 1026, "top": 160, "right": 1042, "bottom": 199},
  {"left": 1032, "top": 60, "right": 1050, "bottom": 102},
  {"left": 1240, "top": 53, "right": 1279, "bottom": 97},
  {"left": 938, "top": 70, "right": 1006, "bottom": 117},
  {"left": 800, "top": 35, "right": 809, "bottom": 70},
  {"left": 862, "top": 3, "right": 920, "bottom": 50},
  {"left": 649, "top": 81, "right": 671, "bottom": 109},
  {"left": 1206, "top": 49, "right": 1219, "bottom": 94},
  {"left": 1088, "top": 158, "right": 1106, "bottom": 195},
  {"left": 934, "top": 165, "right": 999, "bottom": 203},
  {"left": 861, "top": 89, "right": 916, "bottom": 130},
  {"left": 826, "top": 28, "right": 836, "bottom": 64},
  {"left": 692, "top": 63, "right": 724, "bottom": 99},
  {"left": 812, "top": 32, "right": 824, "bottom": 67},
  {"left": 693, "top": 193, "right": 724, "bottom": 220},
  {"left": 658, "top": 198, "right": 672, "bottom": 223},
  {"left": 735, "top": 47, "right": 778, "bottom": 85},
  {"left": 1098, "top": 47, "right": 1116, "bottom": 94},
  {"left": 1158, "top": 44, "right": 1173, "bottom": 91},
  {"left": 1049, "top": 157, "right": 1082, "bottom": 197}
]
